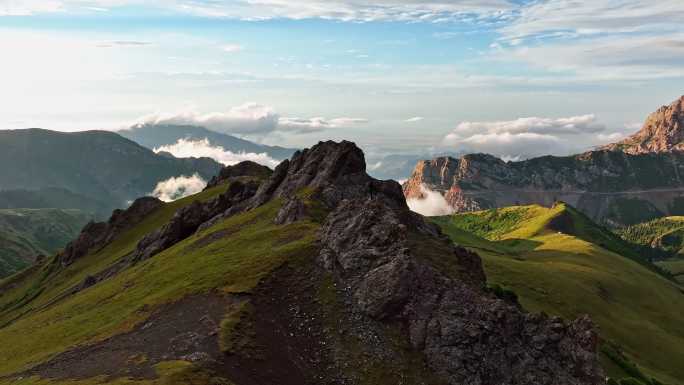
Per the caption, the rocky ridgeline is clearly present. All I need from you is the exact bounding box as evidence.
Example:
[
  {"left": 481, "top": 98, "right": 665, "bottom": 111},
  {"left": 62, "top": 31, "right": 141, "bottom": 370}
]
[
  {"left": 304, "top": 142, "right": 603, "bottom": 385},
  {"left": 57, "top": 197, "right": 163, "bottom": 267},
  {"left": 204, "top": 160, "right": 272, "bottom": 190},
  {"left": 54, "top": 140, "right": 604, "bottom": 384},
  {"left": 403, "top": 96, "right": 684, "bottom": 226}
]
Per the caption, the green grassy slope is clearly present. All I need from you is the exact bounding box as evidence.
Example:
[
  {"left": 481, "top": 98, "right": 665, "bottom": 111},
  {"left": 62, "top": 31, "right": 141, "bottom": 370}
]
[
  {"left": 657, "top": 259, "right": 684, "bottom": 284},
  {"left": 0, "top": 181, "right": 321, "bottom": 384},
  {"left": 433, "top": 204, "right": 684, "bottom": 385},
  {"left": 0, "top": 209, "right": 93, "bottom": 278}
]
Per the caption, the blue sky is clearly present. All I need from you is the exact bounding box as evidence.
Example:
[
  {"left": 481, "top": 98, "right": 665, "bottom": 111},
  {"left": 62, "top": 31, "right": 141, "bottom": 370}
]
[{"left": 1, "top": 0, "right": 683, "bottom": 160}]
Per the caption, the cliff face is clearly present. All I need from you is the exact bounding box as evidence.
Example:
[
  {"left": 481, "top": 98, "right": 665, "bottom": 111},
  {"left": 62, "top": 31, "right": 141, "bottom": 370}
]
[
  {"left": 404, "top": 96, "right": 684, "bottom": 226},
  {"left": 602, "top": 96, "right": 684, "bottom": 154}
]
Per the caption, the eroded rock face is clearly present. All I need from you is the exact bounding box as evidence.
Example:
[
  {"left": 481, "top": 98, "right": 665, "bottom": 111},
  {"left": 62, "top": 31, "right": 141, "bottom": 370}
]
[
  {"left": 57, "top": 197, "right": 163, "bottom": 266},
  {"left": 402, "top": 149, "right": 684, "bottom": 226},
  {"left": 402, "top": 97, "right": 684, "bottom": 226},
  {"left": 603, "top": 95, "right": 684, "bottom": 154},
  {"left": 318, "top": 188, "right": 603, "bottom": 385}
]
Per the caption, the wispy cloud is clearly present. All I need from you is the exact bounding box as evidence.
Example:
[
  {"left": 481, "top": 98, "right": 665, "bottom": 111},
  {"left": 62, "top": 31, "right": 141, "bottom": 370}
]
[
  {"left": 405, "top": 117, "right": 424, "bottom": 123},
  {"left": 499, "top": 1, "right": 684, "bottom": 42},
  {"left": 1, "top": 0, "right": 516, "bottom": 21},
  {"left": 138, "top": 103, "right": 368, "bottom": 135},
  {"left": 96, "top": 40, "right": 152, "bottom": 48},
  {"left": 278, "top": 117, "right": 368, "bottom": 133},
  {"left": 489, "top": 1, "right": 684, "bottom": 82},
  {"left": 442, "top": 114, "right": 610, "bottom": 159}
]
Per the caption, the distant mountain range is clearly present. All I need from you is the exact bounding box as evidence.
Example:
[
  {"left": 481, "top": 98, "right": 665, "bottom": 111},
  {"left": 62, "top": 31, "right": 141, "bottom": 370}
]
[
  {"left": 404, "top": 95, "right": 684, "bottom": 226},
  {"left": 0, "top": 128, "right": 223, "bottom": 214},
  {"left": 119, "top": 123, "right": 297, "bottom": 160}
]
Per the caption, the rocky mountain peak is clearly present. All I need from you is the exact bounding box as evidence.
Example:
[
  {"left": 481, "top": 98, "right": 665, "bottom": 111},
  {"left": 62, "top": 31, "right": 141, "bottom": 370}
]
[
  {"left": 603, "top": 95, "right": 684, "bottom": 154},
  {"left": 204, "top": 160, "right": 273, "bottom": 190},
  {"left": 251, "top": 140, "right": 407, "bottom": 211}
]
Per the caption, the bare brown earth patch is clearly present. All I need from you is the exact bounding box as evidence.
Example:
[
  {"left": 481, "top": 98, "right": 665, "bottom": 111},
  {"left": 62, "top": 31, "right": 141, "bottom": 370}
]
[
  {"left": 27, "top": 293, "right": 236, "bottom": 381},
  {"left": 217, "top": 260, "right": 338, "bottom": 385}
]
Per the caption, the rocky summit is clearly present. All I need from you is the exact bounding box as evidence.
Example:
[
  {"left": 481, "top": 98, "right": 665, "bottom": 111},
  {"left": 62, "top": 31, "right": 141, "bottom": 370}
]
[
  {"left": 602, "top": 96, "right": 684, "bottom": 154},
  {"left": 0, "top": 140, "right": 603, "bottom": 385},
  {"left": 404, "top": 96, "right": 684, "bottom": 226}
]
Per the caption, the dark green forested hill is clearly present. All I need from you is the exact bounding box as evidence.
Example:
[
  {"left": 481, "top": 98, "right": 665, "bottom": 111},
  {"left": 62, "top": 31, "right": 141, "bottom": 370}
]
[
  {"left": 0, "top": 128, "right": 223, "bottom": 211},
  {"left": 0, "top": 208, "right": 92, "bottom": 277},
  {"left": 616, "top": 216, "right": 684, "bottom": 283}
]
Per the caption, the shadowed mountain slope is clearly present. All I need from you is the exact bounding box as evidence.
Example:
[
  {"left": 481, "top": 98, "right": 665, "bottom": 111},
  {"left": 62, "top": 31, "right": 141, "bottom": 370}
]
[
  {"left": 0, "top": 128, "right": 222, "bottom": 211},
  {"left": 120, "top": 123, "right": 296, "bottom": 160}
]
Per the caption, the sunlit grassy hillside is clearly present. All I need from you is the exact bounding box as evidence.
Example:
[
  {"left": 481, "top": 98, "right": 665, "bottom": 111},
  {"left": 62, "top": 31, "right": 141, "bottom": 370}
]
[{"left": 433, "top": 203, "right": 684, "bottom": 385}]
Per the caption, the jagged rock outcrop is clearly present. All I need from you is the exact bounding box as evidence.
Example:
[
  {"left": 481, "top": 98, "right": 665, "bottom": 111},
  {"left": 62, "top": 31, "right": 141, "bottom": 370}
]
[
  {"left": 56, "top": 197, "right": 162, "bottom": 266},
  {"left": 230, "top": 140, "right": 605, "bottom": 384},
  {"left": 132, "top": 180, "right": 260, "bottom": 262},
  {"left": 602, "top": 95, "right": 684, "bottom": 154},
  {"left": 250, "top": 141, "right": 406, "bottom": 210},
  {"left": 204, "top": 161, "right": 272, "bottom": 190}
]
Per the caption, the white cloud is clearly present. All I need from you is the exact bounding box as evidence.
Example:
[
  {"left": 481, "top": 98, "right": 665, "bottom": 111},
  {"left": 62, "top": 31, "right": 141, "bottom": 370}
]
[
  {"left": 441, "top": 114, "right": 608, "bottom": 159},
  {"left": 172, "top": 0, "right": 515, "bottom": 22},
  {"left": 405, "top": 117, "right": 424, "bottom": 123},
  {"left": 500, "top": 1, "right": 684, "bottom": 42},
  {"left": 491, "top": 2, "right": 684, "bottom": 82},
  {"left": 493, "top": 34, "right": 684, "bottom": 82},
  {"left": 406, "top": 184, "right": 455, "bottom": 217},
  {"left": 151, "top": 174, "right": 207, "bottom": 202},
  {"left": 154, "top": 138, "right": 281, "bottom": 168},
  {"left": 139, "top": 104, "right": 368, "bottom": 135},
  {"left": 278, "top": 116, "right": 368, "bottom": 133},
  {"left": 444, "top": 131, "right": 565, "bottom": 159},
  {"left": 222, "top": 43, "right": 243, "bottom": 53},
  {"left": 140, "top": 103, "right": 279, "bottom": 135},
  {"left": 0, "top": 0, "right": 62, "bottom": 15},
  {"left": 0, "top": 0, "right": 515, "bottom": 21},
  {"left": 451, "top": 115, "right": 604, "bottom": 137}
]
